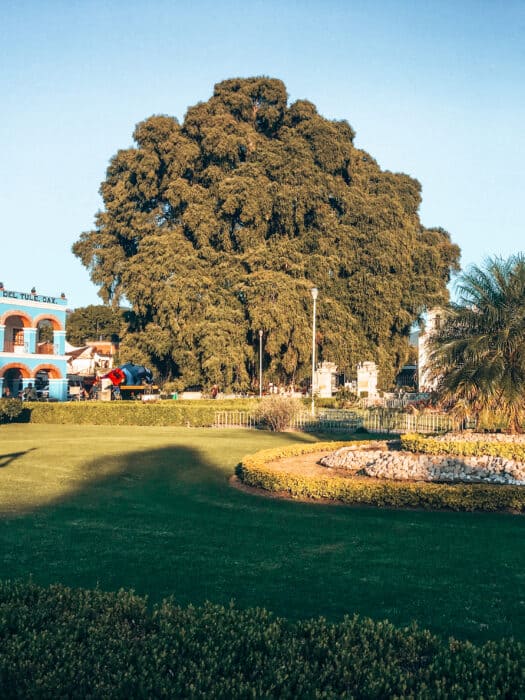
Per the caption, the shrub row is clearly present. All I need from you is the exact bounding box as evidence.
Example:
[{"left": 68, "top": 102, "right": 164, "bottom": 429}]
[
  {"left": 15, "top": 399, "right": 258, "bottom": 427},
  {"left": 1, "top": 580, "right": 524, "bottom": 698},
  {"left": 401, "top": 433, "right": 525, "bottom": 462},
  {"left": 238, "top": 442, "right": 525, "bottom": 512}
]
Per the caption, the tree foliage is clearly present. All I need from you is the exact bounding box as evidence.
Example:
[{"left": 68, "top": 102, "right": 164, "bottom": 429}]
[
  {"left": 427, "top": 255, "right": 525, "bottom": 432},
  {"left": 66, "top": 305, "right": 125, "bottom": 345},
  {"left": 73, "top": 77, "right": 459, "bottom": 389}
]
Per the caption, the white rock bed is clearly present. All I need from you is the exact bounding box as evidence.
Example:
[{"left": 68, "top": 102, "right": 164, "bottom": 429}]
[{"left": 320, "top": 443, "right": 525, "bottom": 485}]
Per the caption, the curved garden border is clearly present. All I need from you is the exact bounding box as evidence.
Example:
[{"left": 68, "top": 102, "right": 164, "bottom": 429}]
[{"left": 237, "top": 441, "right": 525, "bottom": 513}]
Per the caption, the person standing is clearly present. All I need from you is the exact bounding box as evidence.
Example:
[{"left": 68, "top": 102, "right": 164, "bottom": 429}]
[{"left": 24, "top": 383, "right": 37, "bottom": 401}]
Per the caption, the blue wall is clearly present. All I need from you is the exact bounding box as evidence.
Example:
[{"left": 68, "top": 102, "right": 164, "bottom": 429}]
[{"left": 0, "top": 287, "right": 69, "bottom": 400}]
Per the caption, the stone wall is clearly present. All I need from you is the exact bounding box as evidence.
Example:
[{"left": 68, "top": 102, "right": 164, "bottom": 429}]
[{"left": 320, "top": 443, "right": 525, "bottom": 485}]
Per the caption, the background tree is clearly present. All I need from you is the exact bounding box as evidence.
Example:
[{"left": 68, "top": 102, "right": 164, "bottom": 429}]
[
  {"left": 73, "top": 77, "right": 460, "bottom": 389},
  {"left": 427, "top": 254, "right": 525, "bottom": 433},
  {"left": 66, "top": 305, "right": 125, "bottom": 345}
]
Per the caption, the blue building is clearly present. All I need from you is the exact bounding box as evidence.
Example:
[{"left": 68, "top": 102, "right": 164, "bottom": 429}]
[{"left": 0, "top": 284, "right": 68, "bottom": 400}]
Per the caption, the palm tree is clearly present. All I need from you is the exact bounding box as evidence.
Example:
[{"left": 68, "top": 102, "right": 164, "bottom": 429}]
[{"left": 426, "top": 254, "right": 525, "bottom": 433}]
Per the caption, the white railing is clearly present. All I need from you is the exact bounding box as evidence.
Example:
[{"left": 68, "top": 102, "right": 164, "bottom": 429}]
[
  {"left": 293, "top": 410, "right": 363, "bottom": 432},
  {"left": 362, "top": 411, "right": 455, "bottom": 434},
  {"left": 213, "top": 411, "right": 259, "bottom": 429},
  {"left": 214, "top": 408, "right": 455, "bottom": 433}
]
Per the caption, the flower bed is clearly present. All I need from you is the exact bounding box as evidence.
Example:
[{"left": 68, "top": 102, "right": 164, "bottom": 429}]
[{"left": 238, "top": 441, "right": 525, "bottom": 512}]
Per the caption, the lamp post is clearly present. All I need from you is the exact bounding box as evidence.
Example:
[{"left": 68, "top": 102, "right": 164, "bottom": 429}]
[
  {"left": 311, "top": 287, "right": 318, "bottom": 416},
  {"left": 259, "top": 330, "right": 263, "bottom": 398}
]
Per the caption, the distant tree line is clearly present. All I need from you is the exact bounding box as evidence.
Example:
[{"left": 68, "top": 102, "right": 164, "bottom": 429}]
[
  {"left": 66, "top": 305, "right": 124, "bottom": 346},
  {"left": 73, "top": 77, "right": 459, "bottom": 390}
]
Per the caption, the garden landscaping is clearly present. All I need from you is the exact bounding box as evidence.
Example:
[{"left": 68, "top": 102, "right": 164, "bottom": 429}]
[
  {"left": 238, "top": 435, "right": 525, "bottom": 512},
  {"left": 1, "top": 423, "right": 525, "bottom": 695}
]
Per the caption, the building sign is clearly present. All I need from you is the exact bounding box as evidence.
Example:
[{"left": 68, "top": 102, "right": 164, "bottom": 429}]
[{"left": 1, "top": 289, "right": 65, "bottom": 305}]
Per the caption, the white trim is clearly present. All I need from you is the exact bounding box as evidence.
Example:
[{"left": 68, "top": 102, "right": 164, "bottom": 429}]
[
  {"left": 0, "top": 352, "right": 68, "bottom": 360},
  {"left": 0, "top": 297, "right": 66, "bottom": 312}
]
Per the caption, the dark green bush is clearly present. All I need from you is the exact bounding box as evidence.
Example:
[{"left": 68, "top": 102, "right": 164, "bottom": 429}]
[
  {"left": 1, "top": 580, "right": 524, "bottom": 698},
  {"left": 0, "top": 399, "right": 24, "bottom": 423}
]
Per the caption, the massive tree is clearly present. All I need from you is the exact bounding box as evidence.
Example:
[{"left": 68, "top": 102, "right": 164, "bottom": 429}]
[
  {"left": 426, "top": 255, "right": 525, "bottom": 433},
  {"left": 73, "top": 77, "right": 460, "bottom": 389}
]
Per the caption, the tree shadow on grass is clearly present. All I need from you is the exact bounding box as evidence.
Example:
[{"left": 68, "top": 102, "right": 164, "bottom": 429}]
[
  {"left": 0, "top": 448, "right": 36, "bottom": 468},
  {"left": 1, "top": 432, "right": 524, "bottom": 644}
]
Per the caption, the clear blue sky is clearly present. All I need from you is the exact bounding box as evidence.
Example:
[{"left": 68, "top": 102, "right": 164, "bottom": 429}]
[{"left": 2, "top": 0, "right": 524, "bottom": 308}]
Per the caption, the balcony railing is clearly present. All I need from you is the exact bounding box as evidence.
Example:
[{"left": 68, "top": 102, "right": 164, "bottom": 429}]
[
  {"left": 3, "top": 341, "right": 59, "bottom": 355},
  {"left": 3, "top": 342, "right": 29, "bottom": 353},
  {"left": 36, "top": 342, "right": 59, "bottom": 355}
]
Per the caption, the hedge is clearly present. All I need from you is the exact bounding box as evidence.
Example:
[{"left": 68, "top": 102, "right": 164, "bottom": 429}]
[
  {"left": 0, "top": 398, "right": 23, "bottom": 423},
  {"left": 238, "top": 442, "right": 525, "bottom": 512},
  {"left": 15, "top": 399, "right": 259, "bottom": 427},
  {"left": 401, "top": 433, "right": 525, "bottom": 462},
  {"left": 1, "top": 580, "right": 524, "bottom": 698},
  {"left": 5, "top": 397, "right": 344, "bottom": 427}
]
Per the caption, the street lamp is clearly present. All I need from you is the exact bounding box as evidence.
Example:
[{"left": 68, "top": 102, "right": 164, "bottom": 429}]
[
  {"left": 311, "top": 287, "right": 318, "bottom": 416},
  {"left": 259, "top": 330, "right": 263, "bottom": 398}
]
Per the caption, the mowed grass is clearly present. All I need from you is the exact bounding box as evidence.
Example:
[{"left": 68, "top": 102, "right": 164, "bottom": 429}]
[{"left": 1, "top": 424, "right": 524, "bottom": 643}]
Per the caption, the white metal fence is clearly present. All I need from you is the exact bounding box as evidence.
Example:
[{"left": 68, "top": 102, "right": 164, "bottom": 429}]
[
  {"left": 362, "top": 411, "right": 455, "bottom": 434},
  {"left": 213, "top": 408, "right": 455, "bottom": 433},
  {"left": 213, "top": 411, "right": 259, "bottom": 429}
]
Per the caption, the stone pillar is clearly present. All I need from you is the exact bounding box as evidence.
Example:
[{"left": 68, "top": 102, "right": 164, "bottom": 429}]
[
  {"left": 25, "top": 328, "right": 37, "bottom": 354},
  {"left": 99, "top": 378, "right": 112, "bottom": 401},
  {"left": 48, "top": 378, "right": 68, "bottom": 402},
  {"left": 315, "top": 361, "right": 338, "bottom": 398},
  {"left": 0, "top": 325, "right": 5, "bottom": 352},
  {"left": 54, "top": 330, "right": 66, "bottom": 356},
  {"left": 0, "top": 377, "right": 3, "bottom": 396},
  {"left": 357, "top": 361, "right": 378, "bottom": 398}
]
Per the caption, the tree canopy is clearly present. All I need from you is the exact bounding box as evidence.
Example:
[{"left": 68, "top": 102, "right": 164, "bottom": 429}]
[
  {"left": 66, "top": 305, "right": 125, "bottom": 346},
  {"left": 426, "top": 255, "right": 525, "bottom": 433},
  {"left": 73, "top": 77, "right": 460, "bottom": 389}
]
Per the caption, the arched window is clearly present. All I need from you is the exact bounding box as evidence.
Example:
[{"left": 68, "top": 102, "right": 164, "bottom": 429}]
[
  {"left": 3, "top": 315, "right": 29, "bottom": 352},
  {"left": 37, "top": 320, "right": 55, "bottom": 354}
]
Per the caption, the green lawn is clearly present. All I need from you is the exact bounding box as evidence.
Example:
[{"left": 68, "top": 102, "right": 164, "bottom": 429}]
[{"left": 1, "top": 424, "right": 524, "bottom": 643}]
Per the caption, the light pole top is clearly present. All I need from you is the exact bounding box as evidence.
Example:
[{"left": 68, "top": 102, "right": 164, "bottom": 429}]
[
  {"left": 259, "top": 329, "right": 263, "bottom": 337},
  {"left": 311, "top": 287, "right": 318, "bottom": 301}
]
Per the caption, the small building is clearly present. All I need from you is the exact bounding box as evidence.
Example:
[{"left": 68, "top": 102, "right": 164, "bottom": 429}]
[
  {"left": 0, "top": 284, "right": 68, "bottom": 400},
  {"left": 395, "top": 364, "right": 418, "bottom": 390},
  {"left": 66, "top": 340, "right": 116, "bottom": 376}
]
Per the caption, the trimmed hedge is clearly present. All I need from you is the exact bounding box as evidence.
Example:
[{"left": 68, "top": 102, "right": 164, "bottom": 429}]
[
  {"left": 9, "top": 397, "right": 342, "bottom": 427},
  {"left": 238, "top": 442, "right": 525, "bottom": 512},
  {"left": 17, "top": 399, "right": 258, "bottom": 427},
  {"left": 1, "top": 580, "right": 524, "bottom": 698},
  {"left": 401, "top": 433, "right": 525, "bottom": 462},
  {"left": 0, "top": 398, "right": 23, "bottom": 423}
]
